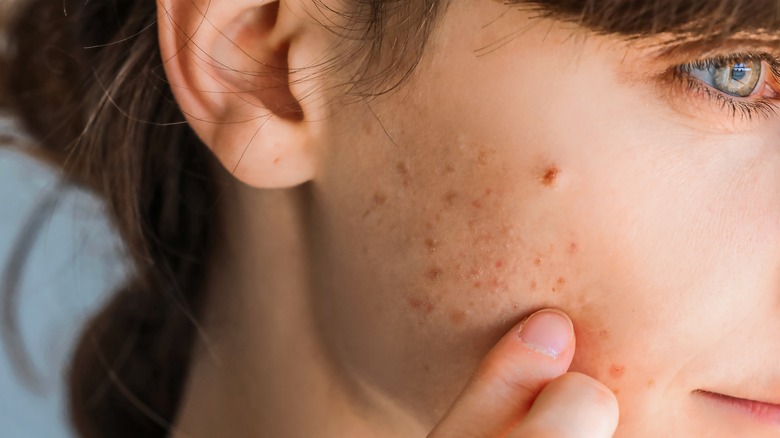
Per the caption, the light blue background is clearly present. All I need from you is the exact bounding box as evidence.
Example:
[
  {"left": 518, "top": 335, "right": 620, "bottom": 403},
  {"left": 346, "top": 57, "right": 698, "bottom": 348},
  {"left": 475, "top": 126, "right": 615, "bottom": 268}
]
[{"left": 0, "top": 116, "right": 123, "bottom": 437}]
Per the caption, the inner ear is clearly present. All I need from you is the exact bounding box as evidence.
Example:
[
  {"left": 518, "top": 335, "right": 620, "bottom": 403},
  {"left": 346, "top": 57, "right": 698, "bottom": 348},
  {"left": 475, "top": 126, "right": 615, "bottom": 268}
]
[{"left": 220, "top": 2, "right": 303, "bottom": 122}]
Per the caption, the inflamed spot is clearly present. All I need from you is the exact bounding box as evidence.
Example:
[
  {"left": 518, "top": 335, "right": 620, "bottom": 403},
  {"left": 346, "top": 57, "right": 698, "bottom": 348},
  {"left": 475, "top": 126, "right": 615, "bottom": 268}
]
[
  {"left": 407, "top": 297, "right": 435, "bottom": 315},
  {"left": 540, "top": 165, "right": 560, "bottom": 186},
  {"left": 609, "top": 364, "right": 625, "bottom": 379},
  {"left": 449, "top": 309, "right": 467, "bottom": 325},
  {"left": 426, "top": 266, "right": 443, "bottom": 281}
]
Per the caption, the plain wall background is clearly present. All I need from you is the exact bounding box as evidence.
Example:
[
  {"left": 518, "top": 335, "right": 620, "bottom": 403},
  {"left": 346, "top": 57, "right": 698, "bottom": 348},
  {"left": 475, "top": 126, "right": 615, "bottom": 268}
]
[{"left": 0, "top": 116, "right": 123, "bottom": 437}]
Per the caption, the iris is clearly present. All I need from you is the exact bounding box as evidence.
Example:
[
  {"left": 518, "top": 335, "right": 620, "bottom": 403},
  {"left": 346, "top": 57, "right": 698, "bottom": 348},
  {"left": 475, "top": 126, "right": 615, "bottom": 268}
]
[{"left": 687, "top": 59, "right": 762, "bottom": 98}]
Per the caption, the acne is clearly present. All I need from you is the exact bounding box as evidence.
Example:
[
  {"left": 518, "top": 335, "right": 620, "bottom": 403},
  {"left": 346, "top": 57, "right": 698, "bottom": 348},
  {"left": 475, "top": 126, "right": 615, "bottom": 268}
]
[
  {"left": 362, "top": 191, "right": 388, "bottom": 218},
  {"left": 273, "top": 157, "right": 281, "bottom": 165},
  {"left": 407, "top": 297, "right": 435, "bottom": 315},
  {"left": 540, "top": 165, "right": 560, "bottom": 186},
  {"left": 449, "top": 309, "right": 467, "bottom": 325},
  {"left": 426, "top": 266, "right": 443, "bottom": 281},
  {"left": 609, "top": 364, "right": 625, "bottom": 379},
  {"left": 568, "top": 242, "right": 578, "bottom": 254},
  {"left": 444, "top": 191, "right": 458, "bottom": 206},
  {"left": 551, "top": 277, "right": 566, "bottom": 292},
  {"left": 534, "top": 257, "right": 542, "bottom": 266},
  {"left": 425, "top": 238, "right": 439, "bottom": 253},
  {"left": 530, "top": 280, "right": 537, "bottom": 290}
]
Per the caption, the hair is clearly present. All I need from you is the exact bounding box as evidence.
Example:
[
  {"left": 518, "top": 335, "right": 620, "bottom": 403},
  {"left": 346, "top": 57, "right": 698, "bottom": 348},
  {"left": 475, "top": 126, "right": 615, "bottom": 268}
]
[{"left": 1, "top": 0, "right": 778, "bottom": 437}]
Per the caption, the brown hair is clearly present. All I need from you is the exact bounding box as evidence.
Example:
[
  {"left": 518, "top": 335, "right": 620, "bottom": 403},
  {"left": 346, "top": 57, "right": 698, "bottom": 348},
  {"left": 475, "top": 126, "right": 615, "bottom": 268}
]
[{"left": 1, "top": 0, "right": 778, "bottom": 436}]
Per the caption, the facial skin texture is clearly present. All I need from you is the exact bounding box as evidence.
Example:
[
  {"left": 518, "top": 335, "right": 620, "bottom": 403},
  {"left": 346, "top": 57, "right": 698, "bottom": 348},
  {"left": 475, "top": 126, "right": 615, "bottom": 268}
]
[{"left": 167, "top": 1, "right": 780, "bottom": 437}]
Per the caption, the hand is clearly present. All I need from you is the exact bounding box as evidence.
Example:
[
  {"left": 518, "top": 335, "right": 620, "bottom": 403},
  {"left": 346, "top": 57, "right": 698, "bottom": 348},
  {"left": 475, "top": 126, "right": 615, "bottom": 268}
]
[{"left": 428, "top": 309, "right": 619, "bottom": 438}]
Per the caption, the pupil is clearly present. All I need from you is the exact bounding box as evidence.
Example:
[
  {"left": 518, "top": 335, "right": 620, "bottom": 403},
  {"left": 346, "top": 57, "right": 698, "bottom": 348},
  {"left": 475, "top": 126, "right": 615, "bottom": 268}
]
[{"left": 731, "top": 63, "right": 750, "bottom": 82}]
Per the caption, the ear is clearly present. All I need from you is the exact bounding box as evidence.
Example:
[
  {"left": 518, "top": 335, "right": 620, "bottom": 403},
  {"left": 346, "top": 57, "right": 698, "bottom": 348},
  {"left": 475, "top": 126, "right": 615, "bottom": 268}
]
[{"left": 157, "top": 0, "right": 325, "bottom": 188}]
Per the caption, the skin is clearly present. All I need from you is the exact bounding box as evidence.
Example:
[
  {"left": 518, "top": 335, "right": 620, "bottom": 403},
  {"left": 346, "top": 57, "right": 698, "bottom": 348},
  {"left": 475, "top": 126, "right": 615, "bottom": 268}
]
[{"left": 162, "top": 0, "right": 780, "bottom": 436}]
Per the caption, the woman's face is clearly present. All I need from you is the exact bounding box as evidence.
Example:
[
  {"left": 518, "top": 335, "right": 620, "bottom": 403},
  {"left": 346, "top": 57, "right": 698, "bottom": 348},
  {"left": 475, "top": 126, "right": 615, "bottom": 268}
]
[{"left": 306, "top": 2, "right": 780, "bottom": 436}]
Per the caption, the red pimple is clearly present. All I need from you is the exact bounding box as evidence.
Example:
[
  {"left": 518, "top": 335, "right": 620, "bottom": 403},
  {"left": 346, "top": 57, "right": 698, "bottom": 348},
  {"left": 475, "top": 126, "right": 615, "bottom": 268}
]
[
  {"left": 609, "top": 364, "right": 625, "bottom": 379},
  {"left": 444, "top": 191, "right": 458, "bottom": 206},
  {"left": 551, "top": 277, "right": 566, "bottom": 292},
  {"left": 473, "top": 281, "right": 482, "bottom": 288},
  {"left": 541, "top": 166, "right": 560, "bottom": 186},
  {"left": 534, "top": 257, "right": 542, "bottom": 266},
  {"left": 426, "top": 266, "right": 443, "bottom": 281},
  {"left": 495, "top": 259, "right": 504, "bottom": 269},
  {"left": 425, "top": 238, "right": 438, "bottom": 253},
  {"left": 408, "top": 297, "right": 435, "bottom": 315},
  {"left": 484, "top": 188, "right": 493, "bottom": 196},
  {"left": 568, "top": 242, "right": 578, "bottom": 254},
  {"left": 471, "top": 199, "right": 482, "bottom": 208},
  {"left": 449, "top": 309, "right": 467, "bottom": 325}
]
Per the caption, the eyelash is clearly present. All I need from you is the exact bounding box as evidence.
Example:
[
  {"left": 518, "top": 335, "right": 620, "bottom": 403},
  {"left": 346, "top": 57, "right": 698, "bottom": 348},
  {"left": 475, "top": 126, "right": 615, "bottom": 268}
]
[{"left": 674, "top": 53, "right": 780, "bottom": 121}]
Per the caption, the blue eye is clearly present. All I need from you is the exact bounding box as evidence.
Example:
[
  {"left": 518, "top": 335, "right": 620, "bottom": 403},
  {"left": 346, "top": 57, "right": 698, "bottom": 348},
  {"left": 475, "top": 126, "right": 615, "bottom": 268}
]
[{"left": 684, "top": 58, "right": 763, "bottom": 98}]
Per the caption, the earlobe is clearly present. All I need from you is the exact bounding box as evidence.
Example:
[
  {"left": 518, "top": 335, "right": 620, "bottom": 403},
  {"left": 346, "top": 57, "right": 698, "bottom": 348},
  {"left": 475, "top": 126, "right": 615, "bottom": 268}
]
[{"left": 157, "top": 0, "right": 319, "bottom": 188}]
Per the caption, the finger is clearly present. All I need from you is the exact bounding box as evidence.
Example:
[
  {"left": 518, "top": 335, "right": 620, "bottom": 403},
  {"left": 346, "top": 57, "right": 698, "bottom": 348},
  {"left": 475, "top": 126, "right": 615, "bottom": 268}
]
[
  {"left": 429, "top": 309, "right": 575, "bottom": 438},
  {"left": 508, "top": 372, "right": 619, "bottom": 438}
]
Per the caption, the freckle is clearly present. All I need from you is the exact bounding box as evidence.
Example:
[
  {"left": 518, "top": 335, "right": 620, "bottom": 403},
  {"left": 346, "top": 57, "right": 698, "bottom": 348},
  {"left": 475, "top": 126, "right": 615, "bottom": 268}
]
[
  {"left": 534, "top": 257, "right": 542, "bottom": 266},
  {"left": 273, "top": 157, "right": 281, "bottom": 164},
  {"left": 609, "top": 364, "right": 625, "bottom": 379},
  {"left": 540, "top": 166, "right": 560, "bottom": 186},
  {"left": 551, "top": 277, "right": 566, "bottom": 292},
  {"left": 426, "top": 266, "right": 443, "bottom": 281},
  {"left": 444, "top": 191, "right": 458, "bottom": 205},
  {"left": 449, "top": 309, "right": 467, "bottom": 325},
  {"left": 424, "top": 364, "right": 431, "bottom": 372},
  {"left": 471, "top": 199, "right": 482, "bottom": 208},
  {"left": 408, "top": 297, "right": 435, "bottom": 315},
  {"left": 647, "top": 379, "right": 655, "bottom": 388},
  {"left": 568, "top": 242, "right": 578, "bottom": 254},
  {"left": 530, "top": 280, "right": 537, "bottom": 290},
  {"left": 495, "top": 259, "right": 504, "bottom": 269},
  {"left": 425, "top": 238, "right": 438, "bottom": 253}
]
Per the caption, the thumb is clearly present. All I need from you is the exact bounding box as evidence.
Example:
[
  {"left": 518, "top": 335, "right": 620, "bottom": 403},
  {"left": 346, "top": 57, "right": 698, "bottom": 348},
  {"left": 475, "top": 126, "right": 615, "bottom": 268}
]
[{"left": 429, "top": 309, "right": 575, "bottom": 438}]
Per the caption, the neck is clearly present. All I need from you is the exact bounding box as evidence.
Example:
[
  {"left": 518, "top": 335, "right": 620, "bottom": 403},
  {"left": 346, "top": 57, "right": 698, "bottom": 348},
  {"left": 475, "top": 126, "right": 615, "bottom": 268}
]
[{"left": 172, "top": 181, "right": 425, "bottom": 438}]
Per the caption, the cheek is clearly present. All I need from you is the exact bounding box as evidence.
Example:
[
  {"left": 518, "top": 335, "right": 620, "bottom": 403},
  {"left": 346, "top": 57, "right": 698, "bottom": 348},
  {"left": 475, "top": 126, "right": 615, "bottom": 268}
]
[{"left": 395, "top": 157, "right": 590, "bottom": 333}]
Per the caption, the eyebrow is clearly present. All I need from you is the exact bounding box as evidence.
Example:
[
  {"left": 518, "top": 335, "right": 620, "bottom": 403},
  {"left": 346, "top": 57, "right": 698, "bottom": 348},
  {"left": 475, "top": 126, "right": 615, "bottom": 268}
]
[{"left": 511, "top": 0, "right": 780, "bottom": 40}]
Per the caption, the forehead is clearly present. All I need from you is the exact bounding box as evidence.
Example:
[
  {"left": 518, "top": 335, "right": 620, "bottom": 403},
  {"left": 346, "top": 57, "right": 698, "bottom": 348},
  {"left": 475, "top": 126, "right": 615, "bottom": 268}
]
[{"left": 516, "top": 0, "right": 780, "bottom": 38}]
